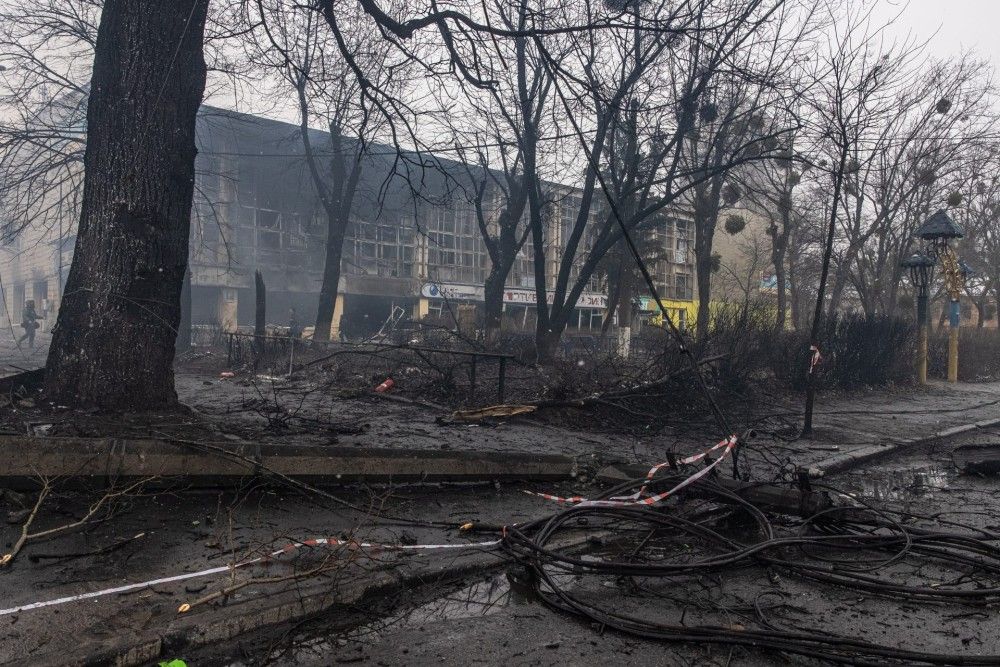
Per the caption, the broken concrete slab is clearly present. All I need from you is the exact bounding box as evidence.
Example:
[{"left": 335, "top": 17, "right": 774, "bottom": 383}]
[
  {"left": 0, "top": 435, "right": 577, "bottom": 487},
  {"left": 951, "top": 443, "right": 1000, "bottom": 475}
]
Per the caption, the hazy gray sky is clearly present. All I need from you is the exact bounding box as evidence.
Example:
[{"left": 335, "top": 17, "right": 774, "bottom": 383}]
[{"left": 873, "top": 0, "right": 1000, "bottom": 68}]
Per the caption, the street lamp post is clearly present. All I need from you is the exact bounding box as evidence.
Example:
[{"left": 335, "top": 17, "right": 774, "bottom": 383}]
[
  {"left": 947, "top": 259, "right": 975, "bottom": 381},
  {"left": 901, "top": 252, "right": 935, "bottom": 384},
  {"left": 914, "top": 209, "right": 966, "bottom": 384}
]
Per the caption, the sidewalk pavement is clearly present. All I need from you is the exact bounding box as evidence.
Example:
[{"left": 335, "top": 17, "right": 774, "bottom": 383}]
[
  {"left": 780, "top": 381, "right": 1000, "bottom": 476},
  {"left": 172, "top": 372, "right": 1000, "bottom": 479}
]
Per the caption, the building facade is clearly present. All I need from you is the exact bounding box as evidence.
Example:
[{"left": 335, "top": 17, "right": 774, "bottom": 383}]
[{"left": 1, "top": 108, "right": 706, "bottom": 341}]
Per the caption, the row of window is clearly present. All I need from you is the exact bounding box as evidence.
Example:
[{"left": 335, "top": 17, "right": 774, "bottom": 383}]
[{"left": 192, "top": 202, "right": 696, "bottom": 296}]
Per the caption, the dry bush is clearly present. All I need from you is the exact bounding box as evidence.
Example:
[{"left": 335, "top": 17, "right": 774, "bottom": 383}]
[{"left": 929, "top": 328, "right": 1000, "bottom": 381}]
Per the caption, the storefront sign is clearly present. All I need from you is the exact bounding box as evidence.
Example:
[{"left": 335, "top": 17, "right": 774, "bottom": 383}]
[
  {"left": 422, "top": 282, "right": 608, "bottom": 309},
  {"left": 421, "top": 282, "right": 484, "bottom": 300},
  {"left": 503, "top": 288, "right": 607, "bottom": 309}
]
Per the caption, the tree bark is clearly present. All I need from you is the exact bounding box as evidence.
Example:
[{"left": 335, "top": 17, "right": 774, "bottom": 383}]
[
  {"left": 773, "top": 247, "right": 788, "bottom": 331},
  {"left": 314, "top": 215, "right": 348, "bottom": 341},
  {"left": 615, "top": 279, "right": 634, "bottom": 358},
  {"left": 770, "top": 207, "right": 791, "bottom": 331},
  {"left": 177, "top": 267, "right": 192, "bottom": 351},
  {"left": 695, "top": 239, "right": 714, "bottom": 339},
  {"left": 254, "top": 270, "right": 266, "bottom": 339},
  {"left": 44, "top": 0, "right": 209, "bottom": 409},
  {"left": 693, "top": 183, "right": 721, "bottom": 340},
  {"left": 483, "top": 264, "right": 507, "bottom": 345}
]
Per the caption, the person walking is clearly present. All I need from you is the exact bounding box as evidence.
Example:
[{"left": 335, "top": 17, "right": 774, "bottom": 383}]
[{"left": 17, "top": 300, "right": 40, "bottom": 349}]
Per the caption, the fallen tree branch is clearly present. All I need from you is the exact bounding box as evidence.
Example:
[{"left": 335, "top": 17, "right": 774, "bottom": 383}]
[
  {"left": 441, "top": 354, "right": 730, "bottom": 422},
  {"left": 1, "top": 477, "right": 151, "bottom": 567}
]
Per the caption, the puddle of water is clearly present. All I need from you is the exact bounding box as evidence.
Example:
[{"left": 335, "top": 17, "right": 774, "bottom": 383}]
[
  {"left": 267, "top": 572, "right": 520, "bottom": 662},
  {"left": 846, "top": 466, "right": 951, "bottom": 502},
  {"left": 264, "top": 554, "right": 622, "bottom": 662}
]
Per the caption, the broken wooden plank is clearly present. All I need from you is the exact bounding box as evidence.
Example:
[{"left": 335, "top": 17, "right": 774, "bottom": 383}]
[
  {"left": 0, "top": 435, "right": 576, "bottom": 487},
  {"left": 0, "top": 368, "right": 44, "bottom": 395},
  {"left": 951, "top": 443, "right": 1000, "bottom": 475}
]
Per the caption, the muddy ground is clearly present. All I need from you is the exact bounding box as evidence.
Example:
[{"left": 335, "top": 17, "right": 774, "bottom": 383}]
[
  {"left": 177, "top": 428, "right": 1000, "bottom": 667},
  {"left": 3, "top": 339, "right": 1000, "bottom": 665}
]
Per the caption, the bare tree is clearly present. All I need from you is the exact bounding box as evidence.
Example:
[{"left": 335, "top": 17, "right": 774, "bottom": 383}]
[
  {"left": 798, "top": 4, "right": 923, "bottom": 435},
  {"left": 519, "top": 0, "right": 803, "bottom": 360},
  {"left": 949, "top": 145, "right": 1000, "bottom": 326},
  {"left": 249, "top": 1, "right": 413, "bottom": 342},
  {"left": 825, "top": 55, "right": 992, "bottom": 321},
  {"left": 436, "top": 0, "right": 554, "bottom": 347},
  {"left": 680, "top": 9, "right": 813, "bottom": 340},
  {"left": 43, "top": 0, "right": 210, "bottom": 408},
  {"left": 0, "top": 0, "right": 97, "bottom": 243}
]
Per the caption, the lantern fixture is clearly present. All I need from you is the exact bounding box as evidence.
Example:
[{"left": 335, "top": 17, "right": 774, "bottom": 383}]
[
  {"left": 914, "top": 209, "right": 965, "bottom": 259},
  {"left": 901, "top": 252, "right": 936, "bottom": 299}
]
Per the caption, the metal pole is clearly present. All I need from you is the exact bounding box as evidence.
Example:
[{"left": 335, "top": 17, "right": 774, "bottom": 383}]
[
  {"left": 948, "top": 299, "right": 960, "bottom": 383},
  {"left": 498, "top": 357, "right": 506, "bottom": 403},
  {"left": 917, "top": 294, "right": 928, "bottom": 385},
  {"left": 469, "top": 354, "right": 477, "bottom": 398}
]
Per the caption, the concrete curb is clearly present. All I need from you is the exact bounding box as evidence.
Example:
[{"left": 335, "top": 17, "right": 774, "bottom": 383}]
[
  {"left": 0, "top": 435, "right": 577, "bottom": 486},
  {"left": 809, "top": 417, "right": 1000, "bottom": 477}
]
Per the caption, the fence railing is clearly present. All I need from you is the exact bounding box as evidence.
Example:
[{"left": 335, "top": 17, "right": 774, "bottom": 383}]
[{"left": 226, "top": 333, "right": 516, "bottom": 403}]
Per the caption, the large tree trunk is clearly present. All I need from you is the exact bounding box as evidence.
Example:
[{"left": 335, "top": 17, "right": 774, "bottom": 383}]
[
  {"left": 774, "top": 250, "right": 787, "bottom": 331},
  {"left": 694, "top": 205, "right": 718, "bottom": 340},
  {"left": 177, "top": 267, "right": 192, "bottom": 351},
  {"left": 693, "top": 182, "right": 721, "bottom": 341},
  {"left": 616, "top": 279, "right": 634, "bottom": 358},
  {"left": 695, "top": 247, "right": 713, "bottom": 339},
  {"left": 44, "top": 0, "right": 209, "bottom": 409},
  {"left": 314, "top": 215, "right": 348, "bottom": 342},
  {"left": 483, "top": 264, "right": 507, "bottom": 347}
]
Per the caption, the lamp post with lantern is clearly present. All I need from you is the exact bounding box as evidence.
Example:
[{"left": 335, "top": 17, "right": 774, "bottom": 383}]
[
  {"left": 901, "top": 252, "right": 935, "bottom": 384},
  {"left": 911, "top": 209, "right": 967, "bottom": 383}
]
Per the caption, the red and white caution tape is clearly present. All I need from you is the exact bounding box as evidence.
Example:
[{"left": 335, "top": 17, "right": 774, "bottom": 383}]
[
  {"left": 0, "top": 535, "right": 501, "bottom": 618},
  {"left": 609, "top": 437, "right": 735, "bottom": 502},
  {"left": 526, "top": 436, "right": 738, "bottom": 508},
  {"left": 809, "top": 345, "right": 822, "bottom": 375},
  {"left": 265, "top": 536, "right": 502, "bottom": 559}
]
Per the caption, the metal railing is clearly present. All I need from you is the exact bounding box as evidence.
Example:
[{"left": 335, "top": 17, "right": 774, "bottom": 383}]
[{"left": 226, "top": 333, "right": 516, "bottom": 403}]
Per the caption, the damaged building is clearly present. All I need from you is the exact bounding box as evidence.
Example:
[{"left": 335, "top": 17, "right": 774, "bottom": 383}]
[{"left": 1, "top": 107, "right": 705, "bottom": 341}]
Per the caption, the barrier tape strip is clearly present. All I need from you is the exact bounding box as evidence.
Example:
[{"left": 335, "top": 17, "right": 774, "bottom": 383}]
[
  {"left": 525, "top": 436, "right": 738, "bottom": 508},
  {"left": 809, "top": 345, "right": 822, "bottom": 375},
  {"left": 609, "top": 437, "right": 734, "bottom": 501},
  {"left": 0, "top": 536, "right": 501, "bottom": 618}
]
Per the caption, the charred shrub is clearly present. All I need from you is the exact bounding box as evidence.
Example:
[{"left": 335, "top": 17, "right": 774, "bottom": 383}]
[
  {"left": 821, "top": 314, "right": 916, "bottom": 389},
  {"left": 766, "top": 314, "right": 915, "bottom": 390},
  {"left": 697, "top": 302, "right": 777, "bottom": 395},
  {"left": 929, "top": 328, "right": 1000, "bottom": 381}
]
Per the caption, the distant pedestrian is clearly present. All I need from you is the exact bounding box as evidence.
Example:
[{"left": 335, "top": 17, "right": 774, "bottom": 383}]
[
  {"left": 288, "top": 307, "right": 302, "bottom": 339},
  {"left": 17, "top": 300, "right": 40, "bottom": 349}
]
